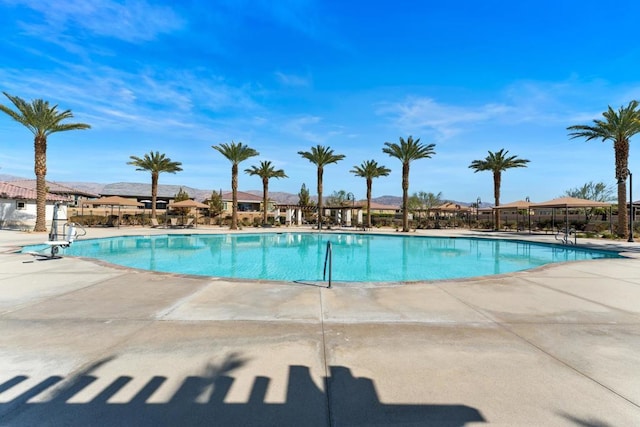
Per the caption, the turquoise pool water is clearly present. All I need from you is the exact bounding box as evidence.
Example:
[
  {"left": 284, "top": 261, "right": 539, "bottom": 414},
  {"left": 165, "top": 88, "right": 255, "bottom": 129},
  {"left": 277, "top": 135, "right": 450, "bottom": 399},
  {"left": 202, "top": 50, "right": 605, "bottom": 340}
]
[{"left": 23, "top": 233, "right": 619, "bottom": 282}]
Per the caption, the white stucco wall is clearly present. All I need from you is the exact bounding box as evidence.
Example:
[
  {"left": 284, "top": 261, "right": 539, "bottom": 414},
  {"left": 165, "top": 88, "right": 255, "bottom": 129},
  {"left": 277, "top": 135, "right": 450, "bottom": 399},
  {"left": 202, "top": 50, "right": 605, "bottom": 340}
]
[{"left": 0, "top": 200, "right": 67, "bottom": 230}]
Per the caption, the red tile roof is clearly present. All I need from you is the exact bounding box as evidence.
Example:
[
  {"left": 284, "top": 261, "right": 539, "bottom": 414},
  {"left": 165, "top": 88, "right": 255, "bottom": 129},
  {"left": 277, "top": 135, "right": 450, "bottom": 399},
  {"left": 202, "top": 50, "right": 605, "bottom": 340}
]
[
  {"left": 9, "top": 179, "right": 98, "bottom": 197},
  {"left": 0, "top": 182, "right": 71, "bottom": 202}
]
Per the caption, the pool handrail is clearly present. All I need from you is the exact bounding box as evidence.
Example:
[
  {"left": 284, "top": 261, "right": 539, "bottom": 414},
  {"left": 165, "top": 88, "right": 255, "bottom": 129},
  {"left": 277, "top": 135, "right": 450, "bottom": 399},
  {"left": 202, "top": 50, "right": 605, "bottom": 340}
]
[{"left": 323, "top": 240, "right": 332, "bottom": 288}]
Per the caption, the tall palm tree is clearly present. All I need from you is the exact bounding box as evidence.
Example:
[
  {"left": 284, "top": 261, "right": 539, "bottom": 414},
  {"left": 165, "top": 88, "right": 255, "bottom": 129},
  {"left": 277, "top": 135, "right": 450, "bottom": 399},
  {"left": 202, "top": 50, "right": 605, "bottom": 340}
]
[
  {"left": 468, "top": 149, "right": 529, "bottom": 230},
  {"left": 0, "top": 92, "right": 90, "bottom": 232},
  {"left": 567, "top": 101, "right": 640, "bottom": 238},
  {"left": 213, "top": 141, "right": 259, "bottom": 230},
  {"left": 383, "top": 136, "right": 436, "bottom": 232},
  {"left": 350, "top": 160, "right": 391, "bottom": 228},
  {"left": 298, "top": 145, "right": 345, "bottom": 230},
  {"left": 245, "top": 160, "right": 288, "bottom": 225},
  {"left": 127, "top": 151, "right": 183, "bottom": 220}
]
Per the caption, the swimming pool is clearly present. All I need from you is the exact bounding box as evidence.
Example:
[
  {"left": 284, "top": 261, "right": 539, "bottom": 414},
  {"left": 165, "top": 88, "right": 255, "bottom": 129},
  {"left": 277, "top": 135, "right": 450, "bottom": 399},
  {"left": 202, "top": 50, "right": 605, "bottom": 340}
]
[{"left": 23, "top": 232, "right": 620, "bottom": 282}]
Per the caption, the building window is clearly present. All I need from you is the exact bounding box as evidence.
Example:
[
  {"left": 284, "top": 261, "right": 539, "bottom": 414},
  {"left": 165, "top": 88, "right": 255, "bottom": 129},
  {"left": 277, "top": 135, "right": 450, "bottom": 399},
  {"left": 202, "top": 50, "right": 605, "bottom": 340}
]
[{"left": 16, "top": 201, "right": 26, "bottom": 210}]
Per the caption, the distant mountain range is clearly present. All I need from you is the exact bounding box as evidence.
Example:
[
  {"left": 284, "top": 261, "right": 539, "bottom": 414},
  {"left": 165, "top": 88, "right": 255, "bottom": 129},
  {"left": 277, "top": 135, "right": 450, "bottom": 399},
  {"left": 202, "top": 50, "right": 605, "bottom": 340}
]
[{"left": 0, "top": 173, "right": 406, "bottom": 206}]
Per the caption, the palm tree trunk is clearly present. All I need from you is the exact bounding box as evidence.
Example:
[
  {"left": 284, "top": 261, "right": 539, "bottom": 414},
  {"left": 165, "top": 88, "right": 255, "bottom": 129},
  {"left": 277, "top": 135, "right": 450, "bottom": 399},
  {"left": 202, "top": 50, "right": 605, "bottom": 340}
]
[
  {"left": 34, "top": 135, "right": 47, "bottom": 232},
  {"left": 231, "top": 163, "right": 238, "bottom": 230},
  {"left": 366, "top": 178, "right": 372, "bottom": 228},
  {"left": 317, "top": 167, "right": 323, "bottom": 230},
  {"left": 493, "top": 171, "right": 501, "bottom": 230},
  {"left": 151, "top": 172, "right": 158, "bottom": 220},
  {"left": 402, "top": 163, "right": 409, "bottom": 232},
  {"left": 617, "top": 179, "right": 628, "bottom": 238},
  {"left": 262, "top": 177, "right": 269, "bottom": 225},
  {"left": 615, "top": 140, "right": 629, "bottom": 238}
]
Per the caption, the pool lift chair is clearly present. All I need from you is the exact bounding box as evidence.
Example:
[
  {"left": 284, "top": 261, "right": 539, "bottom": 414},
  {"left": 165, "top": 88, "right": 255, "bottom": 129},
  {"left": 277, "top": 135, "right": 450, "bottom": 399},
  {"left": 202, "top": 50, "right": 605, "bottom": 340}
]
[
  {"left": 32, "top": 203, "right": 86, "bottom": 259},
  {"left": 42, "top": 222, "right": 84, "bottom": 258}
]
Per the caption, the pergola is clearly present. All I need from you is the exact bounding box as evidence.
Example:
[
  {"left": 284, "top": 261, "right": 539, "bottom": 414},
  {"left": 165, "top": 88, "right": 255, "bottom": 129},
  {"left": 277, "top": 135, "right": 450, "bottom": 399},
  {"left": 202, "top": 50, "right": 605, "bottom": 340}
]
[
  {"left": 529, "top": 197, "right": 612, "bottom": 236},
  {"left": 323, "top": 204, "right": 364, "bottom": 227},
  {"left": 492, "top": 200, "right": 533, "bottom": 231},
  {"left": 275, "top": 204, "right": 317, "bottom": 226},
  {"left": 85, "top": 196, "right": 143, "bottom": 227},
  {"left": 168, "top": 199, "right": 209, "bottom": 227}
]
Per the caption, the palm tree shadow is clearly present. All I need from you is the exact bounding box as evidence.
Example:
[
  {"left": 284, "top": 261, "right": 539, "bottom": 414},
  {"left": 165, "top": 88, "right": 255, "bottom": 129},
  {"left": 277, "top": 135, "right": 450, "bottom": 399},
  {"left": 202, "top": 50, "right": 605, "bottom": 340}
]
[
  {"left": 0, "top": 354, "right": 485, "bottom": 426},
  {"left": 557, "top": 411, "right": 613, "bottom": 427}
]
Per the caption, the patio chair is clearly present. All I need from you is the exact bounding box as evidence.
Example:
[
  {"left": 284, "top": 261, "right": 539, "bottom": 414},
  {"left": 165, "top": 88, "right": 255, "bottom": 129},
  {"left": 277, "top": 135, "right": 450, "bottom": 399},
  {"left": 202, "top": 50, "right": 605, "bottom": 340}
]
[
  {"left": 183, "top": 218, "right": 194, "bottom": 228},
  {"left": 169, "top": 217, "right": 178, "bottom": 228},
  {"left": 150, "top": 218, "right": 162, "bottom": 228}
]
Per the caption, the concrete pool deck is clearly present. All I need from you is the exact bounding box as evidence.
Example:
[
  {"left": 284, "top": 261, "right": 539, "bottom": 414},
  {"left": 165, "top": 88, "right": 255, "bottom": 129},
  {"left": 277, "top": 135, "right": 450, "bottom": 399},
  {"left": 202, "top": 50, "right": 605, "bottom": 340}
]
[{"left": 0, "top": 226, "right": 639, "bottom": 426}]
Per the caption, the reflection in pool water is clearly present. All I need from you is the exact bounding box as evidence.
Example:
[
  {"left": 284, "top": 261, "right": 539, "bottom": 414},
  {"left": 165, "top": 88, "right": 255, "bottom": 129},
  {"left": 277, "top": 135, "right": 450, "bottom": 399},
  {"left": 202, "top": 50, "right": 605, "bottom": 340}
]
[{"left": 23, "top": 233, "right": 620, "bottom": 282}]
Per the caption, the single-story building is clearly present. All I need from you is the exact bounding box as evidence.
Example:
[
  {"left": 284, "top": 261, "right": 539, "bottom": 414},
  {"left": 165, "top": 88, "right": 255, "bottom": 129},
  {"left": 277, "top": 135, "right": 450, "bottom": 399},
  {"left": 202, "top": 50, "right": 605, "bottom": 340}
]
[
  {"left": 0, "top": 181, "right": 72, "bottom": 230},
  {"left": 8, "top": 179, "right": 98, "bottom": 206},
  {"left": 99, "top": 182, "right": 205, "bottom": 208}
]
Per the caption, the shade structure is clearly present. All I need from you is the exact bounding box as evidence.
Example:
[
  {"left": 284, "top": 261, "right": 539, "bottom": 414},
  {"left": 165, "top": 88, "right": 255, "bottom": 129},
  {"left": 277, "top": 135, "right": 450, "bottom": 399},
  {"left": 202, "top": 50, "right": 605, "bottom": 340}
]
[
  {"left": 85, "top": 196, "right": 143, "bottom": 228},
  {"left": 493, "top": 200, "right": 532, "bottom": 210},
  {"left": 529, "top": 197, "right": 611, "bottom": 209},
  {"left": 530, "top": 197, "right": 612, "bottom": 240},
  {"left": 168, "top": 199, "right": 209, "bottom": 209},
  {"left": 492, "top": 200, "right": 534, "bottom": 232},
  {"left": 87, "top": 196, "right": 144, "bottom": 207},
  {"left": 168, "top": 199, "right": 209, "bottom": 227}
]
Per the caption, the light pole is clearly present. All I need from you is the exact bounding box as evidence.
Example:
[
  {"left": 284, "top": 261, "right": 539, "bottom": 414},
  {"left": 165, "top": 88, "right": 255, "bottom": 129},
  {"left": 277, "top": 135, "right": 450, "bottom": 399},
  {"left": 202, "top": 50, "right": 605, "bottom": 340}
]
[
  {"left": 476, "top": 197, "right": 481, "bottom": 223},
  {"left": 346, "top": 192, "right": 354, "bottom": 227},
  {"left": 525, "top": 196, "right": 531, "bottom": 233},
  {"left": 627, "top": 169, "right": 634, "bottom": 242}
]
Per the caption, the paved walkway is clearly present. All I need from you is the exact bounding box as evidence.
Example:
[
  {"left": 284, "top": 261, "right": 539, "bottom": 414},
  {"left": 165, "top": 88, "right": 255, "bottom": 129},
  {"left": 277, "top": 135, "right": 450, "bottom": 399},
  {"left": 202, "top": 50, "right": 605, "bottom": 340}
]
[{"left": 0, "top": 226, "right": 639, "bottom": 426}]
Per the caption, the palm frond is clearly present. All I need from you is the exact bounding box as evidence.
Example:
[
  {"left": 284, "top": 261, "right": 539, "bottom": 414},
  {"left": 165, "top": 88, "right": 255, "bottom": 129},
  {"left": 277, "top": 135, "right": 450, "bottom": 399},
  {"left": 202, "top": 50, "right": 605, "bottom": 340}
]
[
  {"left": 383, "top": 136, "right": 435, "bottom": 164},
  {"left": 298, "top": 145, "right": 345, "bottom": 167},
  {"left": 0, "top": 93, "right": 90, "bottom": 137},
  {"left": 127, "top": 151, "right": 183, "bottom": 173},
  {"left": 245, "top": 160, "right": 288, "bottom": 179},
  {"left": 350, "top": 159, "right": 391, "bottom": 178},
  {"left": 468, "top": 149, "right": 530, "bottom": 172},
  {"left": 213, "top": 141, "right": 259, "bottom": 164}
]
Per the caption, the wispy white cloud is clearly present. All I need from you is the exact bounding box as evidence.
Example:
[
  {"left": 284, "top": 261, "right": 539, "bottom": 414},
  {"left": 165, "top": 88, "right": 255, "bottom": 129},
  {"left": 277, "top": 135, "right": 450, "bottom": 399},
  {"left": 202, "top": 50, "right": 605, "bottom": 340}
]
[
  {"left": 5, "top": 0, "right": 184, "bottom": 42},
  {"left": 282, "top": 115, "right": 344, "bottom": 144},
  {"left": 377, "top": 78, "right": 640, "bottom": 140},
  {"left": 0, "top": 60, "right": 264, "bottom": 138},
  {"left": 377, "top": 97, "right": 512, "bottom": 140},
  {"left": 501, "top": 77, "right": 640, "bottom": 129},
  {"left": 275, "top": 71, "right": 311, "bottom": 87},
  {"left": 219, "top": 0, "right": 322, "bottom": 40}
]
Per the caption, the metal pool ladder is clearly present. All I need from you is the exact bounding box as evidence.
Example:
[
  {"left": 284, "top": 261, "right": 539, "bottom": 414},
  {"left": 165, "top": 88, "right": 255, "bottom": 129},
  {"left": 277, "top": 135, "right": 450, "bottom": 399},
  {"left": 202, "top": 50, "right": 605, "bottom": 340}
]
[
  {"left": 323, "top": 241, "right": 333, "bottom": 288},
  {"left": 555, "top": 226, "right": 576, "bottom": 245}
]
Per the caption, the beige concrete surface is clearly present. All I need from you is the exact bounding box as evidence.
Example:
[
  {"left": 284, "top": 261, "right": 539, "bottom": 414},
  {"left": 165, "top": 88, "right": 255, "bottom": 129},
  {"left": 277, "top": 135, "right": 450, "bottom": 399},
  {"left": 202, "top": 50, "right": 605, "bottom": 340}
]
[{"left": 0, "top": 226, "right": 639, "bottom": 426}]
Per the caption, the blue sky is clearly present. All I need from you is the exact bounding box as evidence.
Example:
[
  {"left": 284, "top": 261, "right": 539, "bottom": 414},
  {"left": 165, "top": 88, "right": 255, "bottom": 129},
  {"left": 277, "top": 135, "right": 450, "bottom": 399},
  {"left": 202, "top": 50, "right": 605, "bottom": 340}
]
[{"left": 1, "top": 0, "right": 640, "bottom": 204}]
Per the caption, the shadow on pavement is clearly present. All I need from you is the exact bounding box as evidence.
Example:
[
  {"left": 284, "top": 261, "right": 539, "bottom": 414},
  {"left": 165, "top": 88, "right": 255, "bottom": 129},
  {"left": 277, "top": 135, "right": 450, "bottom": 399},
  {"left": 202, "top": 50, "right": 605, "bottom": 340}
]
[{"left": 0, "top": 358, "right": 485, "bottom": 426}]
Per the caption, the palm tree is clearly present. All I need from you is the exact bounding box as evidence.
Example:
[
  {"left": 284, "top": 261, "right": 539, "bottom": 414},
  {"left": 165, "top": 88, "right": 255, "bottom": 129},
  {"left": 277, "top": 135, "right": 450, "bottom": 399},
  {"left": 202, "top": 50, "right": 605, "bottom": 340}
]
[
  {"left": 350, "top": 160, "right": 391, "bottom": 228},
  {"left": 568, "top": 101, "right": 640, "bottom": 238},
  {"left": 382, "top": 136, "right": 436, "bottom": 232},
  {"left": 245, "top": 160, "right": 288, "bottom": 225},
  {"left": 0, "top": 92, "right": 90, "bottom": 232},
  {"left": 468, "top": 149, "right": 530, "bottom": 230},
  {"left": 298, "top": 145, "right": 345, "bottom": 230},
  {"left": 127, "top": 151, "right": 183, "bottom": 220},
  {"left": 213, "top": 141, "right": 259, "bottom": 230}
]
